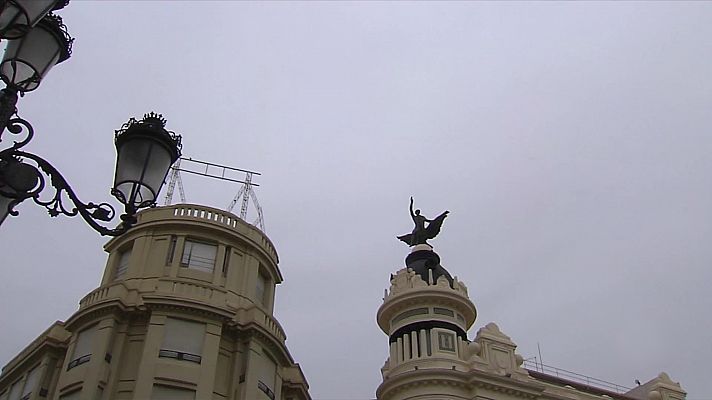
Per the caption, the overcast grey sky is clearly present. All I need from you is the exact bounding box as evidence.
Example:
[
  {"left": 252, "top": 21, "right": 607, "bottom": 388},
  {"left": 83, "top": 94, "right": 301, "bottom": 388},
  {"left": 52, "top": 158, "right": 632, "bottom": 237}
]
[{"left": 1, "top": 2, "right": 711, "bottom": 399}]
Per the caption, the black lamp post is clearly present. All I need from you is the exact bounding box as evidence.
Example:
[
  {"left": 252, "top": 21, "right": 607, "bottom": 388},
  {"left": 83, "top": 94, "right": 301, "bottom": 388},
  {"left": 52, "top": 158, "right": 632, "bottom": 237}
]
[{"left": 0, "top": 3, "right": 183, "bottom": 236}]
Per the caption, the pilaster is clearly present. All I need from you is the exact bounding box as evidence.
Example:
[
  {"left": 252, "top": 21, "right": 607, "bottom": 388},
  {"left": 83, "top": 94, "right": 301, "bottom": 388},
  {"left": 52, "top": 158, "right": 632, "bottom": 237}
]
[
  {"left": 168, "top": 236, "right": 186, "bottom": 278},
  {"left": 241, "top": 339, "right": 262, "bottom": 400},
  {"left": 195, "top": 322, "right": 222, "bottom": 399},
  {"left": 132, "top": 314, "right": 166, "bottom": 399}
]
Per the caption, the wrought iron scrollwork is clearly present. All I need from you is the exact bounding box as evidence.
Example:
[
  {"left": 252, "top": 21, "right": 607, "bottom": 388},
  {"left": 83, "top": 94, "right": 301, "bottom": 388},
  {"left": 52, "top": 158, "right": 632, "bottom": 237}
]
[
  {"left": 0, "top": 104, "right": 177, "bottom": 236},
  {"left": 1, "top": 117, "right": 35, "bottom": 153},
  {"left": 11, "top": 150, "right": 133, "bottom": 236},
  {"left": 0, "top": 156, "right": 41, "bottom": 219},
  {"left": 0, "top": 106, "right": 133, "bottom": 236}
]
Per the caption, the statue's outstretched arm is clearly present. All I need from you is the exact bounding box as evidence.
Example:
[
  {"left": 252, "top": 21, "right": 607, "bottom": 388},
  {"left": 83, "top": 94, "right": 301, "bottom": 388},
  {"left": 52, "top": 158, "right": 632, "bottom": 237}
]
[{"left": 409, "top": 196, "right": 415, "bottom": 218}]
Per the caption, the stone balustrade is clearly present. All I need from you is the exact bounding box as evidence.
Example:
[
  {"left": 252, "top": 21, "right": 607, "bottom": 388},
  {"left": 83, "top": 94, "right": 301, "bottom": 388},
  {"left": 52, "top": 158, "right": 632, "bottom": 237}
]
[
  {"left": 135, "top": 204, "right": 278, "bottom": 264},
  {"left": 264, "top": 313, "right": 287, "bottom": 342},
  {"left": 78, "top": 278, "right": 288, "bottom": 344}
]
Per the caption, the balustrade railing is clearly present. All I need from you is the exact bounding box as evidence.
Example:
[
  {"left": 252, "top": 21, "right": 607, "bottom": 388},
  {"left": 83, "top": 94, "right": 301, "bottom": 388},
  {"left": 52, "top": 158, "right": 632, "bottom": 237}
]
[
  {"left": 166, "top": 205, "right": 277, "bottom": 260},
  {"left": 523, "top": 359, "right": 631, "bottom": 394}
]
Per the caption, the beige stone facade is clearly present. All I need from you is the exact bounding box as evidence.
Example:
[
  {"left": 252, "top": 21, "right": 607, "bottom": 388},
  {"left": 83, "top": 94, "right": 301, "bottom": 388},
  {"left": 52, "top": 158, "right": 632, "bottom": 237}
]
[
  {"left": 0, "top": 204, "right": 310, "bottom": 400},
  {"left": 376, "top": 245, "right": 687, "bottom": 400}
]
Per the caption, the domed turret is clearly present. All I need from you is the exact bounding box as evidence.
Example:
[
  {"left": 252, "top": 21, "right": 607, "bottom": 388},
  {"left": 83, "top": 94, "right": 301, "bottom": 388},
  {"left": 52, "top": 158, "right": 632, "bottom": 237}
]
[{"left": 376, "top": 244, "right": 477, "bottom": 400}]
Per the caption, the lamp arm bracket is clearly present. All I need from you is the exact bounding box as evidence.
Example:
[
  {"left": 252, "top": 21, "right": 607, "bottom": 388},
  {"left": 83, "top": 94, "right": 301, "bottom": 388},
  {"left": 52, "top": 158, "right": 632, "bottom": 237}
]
[
  {"left": 0, "top": 117, "right": 35, "bottom": 154},
  {"left": 13, "top": 150, "right": 131, "bottom": 236},
  {"left": 0, "top": 88, "right": 34, "bottom": 155}
]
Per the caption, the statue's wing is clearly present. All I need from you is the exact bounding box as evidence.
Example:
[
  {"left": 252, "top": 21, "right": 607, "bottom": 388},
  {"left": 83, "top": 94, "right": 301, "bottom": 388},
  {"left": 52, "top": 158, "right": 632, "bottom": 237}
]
[
  {"left": 424, "top": 212, "right": 448, "bottom": 240},
  {"left": 397, "top": 233, "right": 413, "bottom": 245}
]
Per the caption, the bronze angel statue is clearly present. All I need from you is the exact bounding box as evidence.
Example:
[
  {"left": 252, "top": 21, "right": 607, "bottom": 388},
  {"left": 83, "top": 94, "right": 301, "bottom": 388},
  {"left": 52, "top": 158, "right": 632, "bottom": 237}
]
[{"left": 397, "top": 197, "right": 449, "bottom": 246}]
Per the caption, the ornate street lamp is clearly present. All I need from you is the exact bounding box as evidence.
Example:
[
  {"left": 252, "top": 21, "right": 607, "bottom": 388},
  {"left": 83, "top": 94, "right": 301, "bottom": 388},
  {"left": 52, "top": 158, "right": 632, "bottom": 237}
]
[
  {"left": 112, "top": 113, "right": 183, "bottom": 226},
  {"left": 0, "top": 12, "right": 72, "bottom": 93},
  {"left": 0, "top": 11, "right": 73, "bottom": 144},
  {"left": 0, "top": 3, "right": 183, "bottom": 236},
  {"left": 0, "top": 0, "right": 68, "bottom": 39},
  {"left": 0, "top": 113, "right": 182, "bottom": 235}
]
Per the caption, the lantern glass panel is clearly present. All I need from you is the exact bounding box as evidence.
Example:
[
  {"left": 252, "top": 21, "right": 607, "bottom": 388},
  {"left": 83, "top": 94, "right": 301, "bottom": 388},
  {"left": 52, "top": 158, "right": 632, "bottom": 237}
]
[
  {"left": 114, "top": 137, "right": 174, "bottom": 208},
  {"left": 0, "top": 0, "right": 58, "bottom": 39},
  {"left": 0, "top": 22, "right": 61, "bottom": 91}
]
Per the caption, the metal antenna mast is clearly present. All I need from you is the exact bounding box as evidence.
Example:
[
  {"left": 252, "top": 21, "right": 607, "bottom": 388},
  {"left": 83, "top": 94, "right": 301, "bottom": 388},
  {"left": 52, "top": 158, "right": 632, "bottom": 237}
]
[
  {"left": 164, "top": 158, "right": 186, "bottom": 205},
  {"left": 226, "top": 172, "right": 265, "bottom": 231},
  {"left": 162, "top": 157, "right": 265, "bottom": 231},
  {"left": 239, "top": 173, "right": 253, "bottom": 220}
]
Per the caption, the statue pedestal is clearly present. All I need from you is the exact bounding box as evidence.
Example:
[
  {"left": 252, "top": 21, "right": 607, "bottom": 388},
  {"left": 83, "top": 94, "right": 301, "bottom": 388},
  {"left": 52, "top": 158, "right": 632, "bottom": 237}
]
[
  {"left": 406, "top": 244, "right": 439, "bottom": 266},
  {"left": 405, "top": 244, "right": 453, "bottom": 287},
  {"left": 410, "top": 244, "right": 433, "bottom": 252}
]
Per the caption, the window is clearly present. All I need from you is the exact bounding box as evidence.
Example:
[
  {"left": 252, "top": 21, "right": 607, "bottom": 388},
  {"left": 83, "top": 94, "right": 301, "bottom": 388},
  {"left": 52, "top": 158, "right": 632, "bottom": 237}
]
[
  {"left": 257, "top": 351, "right": 277, "bottom": 400},
  {"left": 438, "top": 331, "right": 456, "bottom": 352},
  {"left": 159, "top": 318, "right": 205, "bottom": 363},
  {"left": 392, "top": 308, "right": 428, "bottom": 324},
  {"left": 151, "top": 385, "right": 195, "bottom": 400},
  {"left": 181, "top": 240, "right": 217, "bottom": 273},
  {"left": 58, "top": 390, "right": 81, "bottom": 400},
  {"left": 166, "top": 236, "right": 177, "bottom": 265},
  {"left": 6, "top": 380, "right": 21, "bottom": 400},
  {"left": 68, "top": 326, "right": 95, "bottom": 369},
  {"left": 222, "top": 246, "right": 231, "bottom": 278},
  {"left": 257, "top": 381, "right": 275, "bottom": 400},
  {"left": 20, "top": 366, "right": 41, "bottom": 400},
  {"left": 433, "top": 307, "right": 454, "bottom": 317},
  {"left": 114, "top": 250, "right": 131, "bottom": 280},
  {"left": 256, "top": 271, "right": 269, "bottom": 306}
]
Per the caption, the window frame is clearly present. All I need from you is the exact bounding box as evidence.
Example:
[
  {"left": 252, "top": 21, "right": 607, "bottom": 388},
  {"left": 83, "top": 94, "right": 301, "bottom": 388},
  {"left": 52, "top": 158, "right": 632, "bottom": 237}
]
[
  {"left": 256, "top": 269, "right": 271, "bottom": 307},
  {"left": 257, "top": 349, "right": 277, "bottom": 400},
  {"left": 166, "top": 235, "right": 177, "bottom": 265},
  {"left": 114, "top": 248, "right": 131, "bottom": 280},
  {"left": 6, "top": 380, "right": 21, "bottom": 400},
  {"left": 437, "top": 331, "right": 456, "bottom": 353},
  {"left": 222, "top": 246, "right": 231, "bottom": 278},
  {"left": 19, "top": 364, "right": 41, "bottom": 400},
  {"left": 180, "top": 239, "right": 218, "bottom": 273},
  {"left": 58, "top": 389, "right": 81, "bottom": 400},
  {"left": 151, "top": 385, "right": 196, "bottom": 400},
  {"left": 67, "top": 325, "right": 95, "bottom": 370},
  {"left": 159, "top": 318, "right": 205, "bottom": 364}
]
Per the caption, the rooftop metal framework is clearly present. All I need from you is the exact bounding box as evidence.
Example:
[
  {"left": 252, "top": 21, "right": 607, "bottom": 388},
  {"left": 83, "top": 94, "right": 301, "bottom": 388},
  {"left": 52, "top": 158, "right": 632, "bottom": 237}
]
[{"left": 164, "top": 157, "right": 265, "bottom": 231}]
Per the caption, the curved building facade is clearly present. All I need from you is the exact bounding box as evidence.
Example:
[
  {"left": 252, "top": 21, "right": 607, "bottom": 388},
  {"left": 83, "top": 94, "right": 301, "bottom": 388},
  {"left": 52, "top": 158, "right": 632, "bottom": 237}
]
[{"left": 0, "top": 204, "right": 310, "bottom": 400}]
